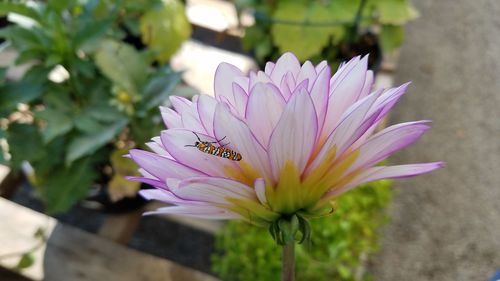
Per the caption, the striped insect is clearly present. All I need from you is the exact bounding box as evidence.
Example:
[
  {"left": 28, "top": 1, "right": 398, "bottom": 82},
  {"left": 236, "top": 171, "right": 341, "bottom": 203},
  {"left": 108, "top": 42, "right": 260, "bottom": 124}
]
[{"left": 185, "top": 132, "right": 242, "bottom": 161}]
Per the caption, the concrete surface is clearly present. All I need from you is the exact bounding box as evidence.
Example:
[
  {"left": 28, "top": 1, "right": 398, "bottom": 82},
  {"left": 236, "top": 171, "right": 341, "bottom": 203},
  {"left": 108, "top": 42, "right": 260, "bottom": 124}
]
[{"left": 369, "top": 1, "right": 500, "bottom": 280}]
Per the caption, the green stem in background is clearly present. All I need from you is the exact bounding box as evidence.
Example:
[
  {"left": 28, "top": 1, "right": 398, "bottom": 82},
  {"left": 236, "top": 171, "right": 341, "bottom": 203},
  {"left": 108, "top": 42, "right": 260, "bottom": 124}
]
[
  {"left": 349, "top": 0, "right": 369, "bottom": 43},
  {"left": 282, "top": 241, "right": 295, "bottom": 281}
]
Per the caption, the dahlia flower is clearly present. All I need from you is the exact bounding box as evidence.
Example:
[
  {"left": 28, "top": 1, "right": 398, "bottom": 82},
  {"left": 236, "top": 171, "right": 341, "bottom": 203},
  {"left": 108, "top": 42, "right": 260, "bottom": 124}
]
[{"left": 128, "top": 53, "right": 442, "bottom": 226}]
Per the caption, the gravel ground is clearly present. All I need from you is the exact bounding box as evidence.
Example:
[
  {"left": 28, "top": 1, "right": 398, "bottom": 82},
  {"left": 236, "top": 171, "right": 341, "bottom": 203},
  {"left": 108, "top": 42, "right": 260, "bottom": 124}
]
[{"left": 369, "top": 1, "right": 500, "bottom": 280}]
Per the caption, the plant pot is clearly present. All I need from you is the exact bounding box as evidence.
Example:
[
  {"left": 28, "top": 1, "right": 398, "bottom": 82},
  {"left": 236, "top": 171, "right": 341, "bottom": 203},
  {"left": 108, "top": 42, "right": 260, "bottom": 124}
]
[
  {"left": 337, "top": 32, "right": 383, "bottom": 73},
  {"left": 82, "top": 183, "right": 149, "bottom": 214}
]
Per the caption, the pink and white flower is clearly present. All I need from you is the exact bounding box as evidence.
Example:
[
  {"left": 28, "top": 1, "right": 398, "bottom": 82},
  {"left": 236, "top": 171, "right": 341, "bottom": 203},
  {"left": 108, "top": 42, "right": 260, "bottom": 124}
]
[{"left": 128, "top": 53, "right": 443, "bottom": 226}]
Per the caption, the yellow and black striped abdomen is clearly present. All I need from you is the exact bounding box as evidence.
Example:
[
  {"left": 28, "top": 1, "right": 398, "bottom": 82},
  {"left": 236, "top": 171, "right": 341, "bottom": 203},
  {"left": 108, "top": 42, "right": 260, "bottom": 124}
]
[{"left": 194, "top": 142, "right": 242, "bottom": 162}]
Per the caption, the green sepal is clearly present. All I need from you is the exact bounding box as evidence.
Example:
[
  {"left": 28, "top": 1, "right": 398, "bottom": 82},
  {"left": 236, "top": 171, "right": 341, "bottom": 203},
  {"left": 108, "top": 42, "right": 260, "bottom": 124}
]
[{"left": 268, "top": 214, "right": 312, "bottom": 246}]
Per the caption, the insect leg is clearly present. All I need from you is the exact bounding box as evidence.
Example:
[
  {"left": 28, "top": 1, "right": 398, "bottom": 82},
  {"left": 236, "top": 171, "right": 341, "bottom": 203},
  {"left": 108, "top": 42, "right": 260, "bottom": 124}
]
[{"left": 209, "top": 136, "right": 227, "bottom": 144}]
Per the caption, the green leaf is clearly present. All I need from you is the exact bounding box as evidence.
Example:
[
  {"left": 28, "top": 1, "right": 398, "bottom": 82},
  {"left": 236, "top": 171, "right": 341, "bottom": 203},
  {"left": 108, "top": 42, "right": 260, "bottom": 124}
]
[
  {"left": 74, "top": 113, "right": 105, "bottom": 134},
  {"left": 139, "top": 0, "right": 191, "bottom": 63},
  {"left": 0, "top": 66, "right": 48, "bottom": 110},
  {"left": 329, "top": 0, "right": 361, "bottom": 22},
  {"left": 42, "top": 157, "right": 98, "bottom": 214},
  {"left": 373, "top": 0, "right": 419, "bottom": 25},
  {"left": 44, "top": 53, "right": 62, "bottom": 67},
  {"left": 47, "top": 0, "right": 74, "bottom": 13},
  {"left": 94, "top": 39, "right": 149, "bottom": 95},
  {"left": 271, "top": 1, "right": 340, "bottom": 61},
  {"left": 254, "top": 39, "right": 272, "bottom": 63},
  {"left": 140, "top": 67, "right": 182, "bottom": 110},
  {"left": 73, "top": 17, "right": 114, "bottom": 49},
  {"left": 0, "top": 67, "right": 7, "bottom": 82},
  {"left": 16, "top": 253, "right": 35, "bottom": 270},
  {"left": 66, "top": 119, "right": 127, "bottom": 164},
  {"left": 74, "top": 105, "right": 125, "bottom": 134},
  {"left": 0, "top": 3, "right": 38, "bottom": 18},
  {"left": 69, "top": 57, "right": 95, "bottom": 78},
  {"left": 86, "top": 104, "right": 126, "bottom": 123},
  {"left": 36, "top": 108, "right": 73, "bottom": 143},
  {"left": 330, "top": 26, "right": 347, "bottom": 45},
  {"left": 2, "top": 26, "right": 45, "bottom": 50},
  {"left": 380, "top": 24, "right": 404, "bottom": 52},
  {"left": 6, "top": 123, "right": 44, "bottom": 169}
]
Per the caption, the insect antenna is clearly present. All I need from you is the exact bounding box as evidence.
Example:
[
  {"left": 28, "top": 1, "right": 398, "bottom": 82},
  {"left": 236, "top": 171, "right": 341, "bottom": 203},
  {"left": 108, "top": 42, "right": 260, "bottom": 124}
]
[
  {"left": 192, "top": 131, "right": 202, "bottom": 142},
  {"left": 184, "top": 144, "right": 197, "bottom": 147},
  {"left": 209, "top": 136, "right": 227, "bottom": 144}
]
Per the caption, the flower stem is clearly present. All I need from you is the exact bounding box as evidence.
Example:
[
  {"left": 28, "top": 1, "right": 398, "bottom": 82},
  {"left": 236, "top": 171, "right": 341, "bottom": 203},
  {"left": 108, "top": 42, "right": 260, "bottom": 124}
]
[{"left": 282, "top": 240, "right": 295, "bottom": 281}]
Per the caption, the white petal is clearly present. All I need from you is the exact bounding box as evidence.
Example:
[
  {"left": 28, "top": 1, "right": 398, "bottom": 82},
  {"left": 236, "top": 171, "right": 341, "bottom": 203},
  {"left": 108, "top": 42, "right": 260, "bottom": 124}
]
[{"left": 268, "top": 88, "right": 318, "bottom": 179}]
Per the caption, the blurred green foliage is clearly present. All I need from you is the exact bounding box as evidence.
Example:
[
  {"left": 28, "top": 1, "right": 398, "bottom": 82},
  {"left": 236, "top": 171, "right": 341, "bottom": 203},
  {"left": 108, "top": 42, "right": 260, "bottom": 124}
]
[
  {"left": 212, "top": 180, "right": 393, "bottom": 281},
  {"left": 237, "top": 0, "right": 417, "bottom": 64},
  {"left": 0, "top": 0, "right": 190, "bottom": 214}
]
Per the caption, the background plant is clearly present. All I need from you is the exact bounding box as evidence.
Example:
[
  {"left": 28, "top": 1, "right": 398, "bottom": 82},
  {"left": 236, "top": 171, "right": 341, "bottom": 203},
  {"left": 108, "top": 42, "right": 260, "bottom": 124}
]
[
  {"left": 212, "top": 180, "right": 393, "bottom": 281},
  {"left": 0, "top": 0, "right": 190, "bottom": 214},
  {"left": 237, "top": 0, "right": 418, "bottom": 65}
]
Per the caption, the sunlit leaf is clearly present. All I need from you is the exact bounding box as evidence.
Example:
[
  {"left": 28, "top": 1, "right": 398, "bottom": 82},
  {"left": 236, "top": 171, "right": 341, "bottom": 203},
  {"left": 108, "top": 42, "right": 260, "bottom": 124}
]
[
  {"left": 16, "top": 253, "right": 35, "bottom": 270},
  {"left": 42, "top": 157, "right": 98, "bottom": 214},
  {"left": 66, "top": 119, "right": 127, "bottom": 164},
  {"left": 94, "top": 39, "right": 149, "bottom": 95},
  {"left": 271, "top": 1, "right": 342, "bottom": 61},
  {"left": 373, "top": 0, "right": 419, "bottom": 25},
  {"left": 380, "top": 24, "right": 404, "bottom": 52},
  {"left": 140, "top": 66, "right": 182, "bottom": 110},
  {"left": 0, "top": 3, "right": 38, "bottom": 18},
  {"left": 139, "top": 0, "right": 191, "bottom": 63},
  {"left": 36, "top": 108, "right": 73, "bottom": 143},
  {"left": 73, "top": 17, "right": 113, "bottom": 49}
]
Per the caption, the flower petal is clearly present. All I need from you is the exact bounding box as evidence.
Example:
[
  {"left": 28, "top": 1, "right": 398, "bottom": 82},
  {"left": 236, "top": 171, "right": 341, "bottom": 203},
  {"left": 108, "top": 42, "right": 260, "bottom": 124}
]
[
  {"left": 368, "top": 83, "right": 410, "bottom": 123},
  {"left": 268, "top": 88, "right": 318, "bottom": 179},
  {"left": 351, "top": 83, "right": 411, "bottom": 149},
  {"left": 214, "top": 62, "right": 244, "bottom": 104},
  {"left": 232, "top": 82, "right": 248, "bottom": 117},
  {"left": 308, "top": 91, "right": 379, "bottom": 173},
  {"left": 264, "top": 62, "right": 275, "bottom": 75},
  {"left": 126, "top": 176, "right": 166, "bottom": 189},
  {"left": 146, "top": 137, "right": 172, "bottom": 159},
  {"left": 213, "top": 103, "right": 273, "bottom": 181},
  {"left": 328, "top": 162, "right": 445, "bottom": 197},
  {"left": 249, "top": 71, "right": 273, "bottom": 92},
  {"left": 245, "top": 82, "right": 286, "bottom": 147},
  {"left": 271, "top": 52, "right": 301, "bottom": 84},
  {"left": 279, "top": 72, "right": 295, "bottom": 101},
  {"left": 360, "top": 70, "right": 374, "bottom": 99},
  {"left": 144, "top": 205, "right": 240, "bottom": 219},
  {"left": 323, "top": 56, "right": 369, "bottom": 137},
  {"left": 315, "top": 60, "right": 328, "bottom": 73},
  {"left": 171, "top": 177, "right": 256, "bottom": 204},
  {"left": 349, "top": 121, "right": 432, "bottom": 172},
  {"left": 139, "top": 189, "right": 206, "bottom": 205},
  {"left": 309, "top": 66, "right": 331, "bottom": 135},
  {"left": 254, "top": 178, "right": 267, "bottom": 205},
  {"left": 129, "top": 149, "right": 205, "bottom": 180},
  {"left": 160, "top": 129, "right": 238, "bottom": 177},
  {"left": 180, "top": 110, "right": 205, "bottom": 133},
  {"left": 169, "top": 96, "right": 193, "bottom": 114},
  {"left": 160, "top": 106, "right": 182, "bottom": 129},
  {"left": 197, "top": 94, "right": 218, "bottom": 137},
  {"left": 296, "top": 60, "right": 316, "bottom": 88}
]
